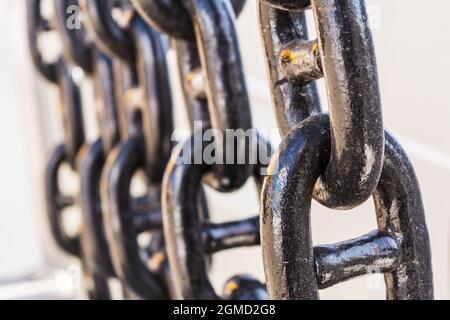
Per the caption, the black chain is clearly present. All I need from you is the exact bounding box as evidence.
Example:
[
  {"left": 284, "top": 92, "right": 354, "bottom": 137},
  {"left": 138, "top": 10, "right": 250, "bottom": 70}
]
[
  {"left": 258, "top": 0, "right": 433, "bottom": 300},
  {"left": 27, "top": 0, "right": 85, "bottom": 262},
  {"left": 27, "top": 0, "right": 434, "bottom": 300},
  {"left": 134, "top": 0, "right": 272, "bottom": 300}
]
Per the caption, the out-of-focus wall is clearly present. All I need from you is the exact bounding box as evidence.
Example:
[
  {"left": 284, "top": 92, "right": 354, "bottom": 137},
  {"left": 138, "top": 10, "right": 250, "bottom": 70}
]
[
  {"left": 0, "top": 0, "right": 449, "bottom": 299},
  {"left": 0, "top": 0, "right": 44, "bottom": 281}
]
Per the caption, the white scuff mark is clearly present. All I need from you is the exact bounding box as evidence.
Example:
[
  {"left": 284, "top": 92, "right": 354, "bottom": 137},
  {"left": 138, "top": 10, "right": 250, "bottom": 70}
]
[{"left": 361, "top": 145, "right": 375, "bottom": 183}]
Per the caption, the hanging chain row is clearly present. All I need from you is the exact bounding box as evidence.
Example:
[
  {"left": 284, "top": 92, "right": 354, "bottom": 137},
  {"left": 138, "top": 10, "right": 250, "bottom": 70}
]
[{"left": 27, "top": 0, "right": 434, "bottom": 300}]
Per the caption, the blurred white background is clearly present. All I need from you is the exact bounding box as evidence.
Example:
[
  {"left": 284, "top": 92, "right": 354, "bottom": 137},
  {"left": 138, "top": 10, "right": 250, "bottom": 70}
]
[{"left": 0, "top": 0, "right": 449, "bottom": 299}]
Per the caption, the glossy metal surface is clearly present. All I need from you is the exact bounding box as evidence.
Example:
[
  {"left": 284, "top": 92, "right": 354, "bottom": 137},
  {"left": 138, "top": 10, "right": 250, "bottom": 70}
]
[
  {"left": 184, "top": 0, "right": 254, "bottom": 191},
  {"left": 83, "top": 1, "right": 175, "bottom": 298},
  {"left": 77, "top": 140, "right": 116, "bottom": 299},
  {"left": 138, "top": 0, "right": 254, "bottom": 192},
  {"left": 28, "top": 0, "right": 85, "bottom": 260},
  {"left": 259, "top": 0, "right": 385, "bottom": 210},
  {"left": 82, "top": 0, "right": 134, "bottom": 60},
  {"left": 162, "top": 132, "right": 270, "bottom": 300},
  {"left": 131, "top": 0, "right": 247, "bottom": 40},
  {"left": 222, "top": 275, "right": 268, "bottom": 300},
  {"left": 311, "top": 0, "right": 384, "bottom": 210},
  {"left": 174, "top": 40, "right": 211, "bottom": 130},
  {"left": 258, "top": 2, "right": 321, "bottom": 134},
  {"left": 130, "top": 17, "right": 174, "bottom": 183},
  {"left": 27, "top": 0, "right": 58, "bottom": 82},
  {"left": 54, "top": 60, "right": 85, "bottom": 167},
  {"left": 261, "top": 115, "right": 433, "bottom": 300},
  {"left": 28, "top": 0, "right": 85, "bottom": 169},
  {"left": 84, "top": 2, "right": 174, "bottom": 183},
  {"left": 44, "top": 144, "right": 80, "bottom": 257},
  {"left": 101, "top": 137, "right": 168, "bottom": 299},
  {"left": 314, "top": 230, "right": 402, "bottom": 289},
  {"left": 91, "top": 50, "right": 121, "bottom": 155},
  {"left": 260, "top": 0, "right": 311, "bottom": 11}
]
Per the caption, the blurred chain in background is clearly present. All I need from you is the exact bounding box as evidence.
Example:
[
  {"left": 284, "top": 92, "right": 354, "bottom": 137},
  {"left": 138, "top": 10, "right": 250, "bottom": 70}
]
[{"left": 1, "top": 0, "right": 450, "bottom": 299}]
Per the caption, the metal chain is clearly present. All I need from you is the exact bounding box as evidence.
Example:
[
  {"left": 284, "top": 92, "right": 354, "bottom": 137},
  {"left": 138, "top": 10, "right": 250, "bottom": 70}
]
[
  {"left": 134, "top": 0, "right": 272, "bottom": 300},
  {"left": 258, "top": 0, "right": 433, "bottom": 300},
  {"left": 28, "top": 0, "right": 126, "bottom": 299},
  {"left": 82, "top": 0, "right": 174, "bottom": 299},
  {"left": 26, "top": 0, "right": 434, "bottom": 300},
  {"left": 27, "top": 0, "right": 85, "bottom": 272}
]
